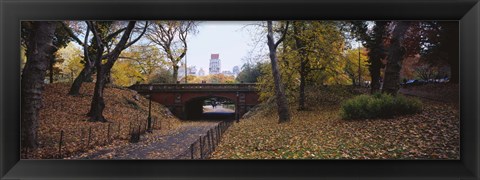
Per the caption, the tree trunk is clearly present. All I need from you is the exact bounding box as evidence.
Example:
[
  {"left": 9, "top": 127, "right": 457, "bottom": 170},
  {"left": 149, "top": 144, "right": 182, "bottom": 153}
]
[
  {"left": 88, "top": 65, "right": 107, "bottom": 122},
  {"left": 369, "top": 61, "right": 382, "bottom": 94},
  {"left": 382, "top": 21, "right": 410, "bottom": 95},
  {"left": 21, "top": 22, "right": 57, "bottom": 149},
  {"left": 299, "top": 60, "right": 307, "bottom": 110},
  {"left": 267, "top": 21, "right": 291, "bottom": 123},
  {"left": 173, "top": 65, "right": 179, "bottom": 83},
  {"left": 87, "top": 21, "right": 138, "bottom": 122},
  {"left": 368, "top": 21, "right": 388, "bottom": 94},
  {"left": 293, "top": 21, "right": 307, "bottom": 111},
  {"left": 68, "top": 63, "right": 94, "bottom": 95},
  {"left": 105, "top": 70, "right": 112, "bottom": 84}
]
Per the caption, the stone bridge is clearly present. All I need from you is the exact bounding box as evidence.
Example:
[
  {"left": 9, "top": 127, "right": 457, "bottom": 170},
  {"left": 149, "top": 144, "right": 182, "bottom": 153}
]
[{"left": 129, "top": 83, "right": 260, "bottom": 120}]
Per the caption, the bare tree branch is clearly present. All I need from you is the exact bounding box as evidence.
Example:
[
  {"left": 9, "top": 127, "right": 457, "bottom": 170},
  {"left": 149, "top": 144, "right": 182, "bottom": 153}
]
[
  {"left": 61, "top": 21, "right": 84, "bottom": 46},
  {"left": 274, "top": 21, "right": 289, "bottom": 49}
]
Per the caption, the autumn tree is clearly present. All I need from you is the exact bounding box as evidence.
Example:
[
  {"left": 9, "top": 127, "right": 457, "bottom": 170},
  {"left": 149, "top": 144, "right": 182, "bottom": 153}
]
[
  {"left": 21, "top": 22, "right": 58, "bottom": 149},
  {"left": 62, "top": 21, "right": 130, "bottom": 95},
  {"left": 22, "top": 21, "right": 72, "bottom": 84},
  {"left": 289, "top": 21, "right": 345, "bottom": 110},
  {"left": 343, "top": 48, "right": 369, "bottom": 86},
  {"left": 415, "top": 63, "right": 439, "bottom": 81},
  {"left": 236, "top": 62, "right": 264, "bottom": 83},
  {"left": 87, "top": 21, "right": 148, "bottom": 122},
  {"left": 56, "top": 43, "right": 84, "bottom": 82},
  {"left": 350, "top": 21, "right": 389, "bottom": 93},
  {"left": 146, "top": 21, "right": 197, "bottom": 82},
  {"left": 208, "top": 74, "right": 236, "bottom": 83},
  {"left": 266, "top": 21, "right": 291, "bottom": 123},
  {"left": 392, "top": 21, "right": 459, "bottom": 84},
  {"left": 258, "top": 21, "right": 346, "bottom": 112},
  {"left": 412, "top": 21, "right": 459, "bottom": 83},
  {"left": 149, "top": 67, "right": 175, "bottom": 83},
  {"left": 434, "top": 22, "right": 458, "bottom": 83},
  {"left": 292, "top": 21, "right": 308, "bottom": 110},
  {"left": 382, "top": 21, "right": 411, "bottom": 95},
  {"left": 119, "top": 45, "right": 167, "bottom": 83}
]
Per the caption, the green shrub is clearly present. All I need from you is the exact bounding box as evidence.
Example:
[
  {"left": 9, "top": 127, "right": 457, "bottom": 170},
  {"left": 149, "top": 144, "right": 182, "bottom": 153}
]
[{"left": 340, "top": 93, "right": 422, "bottom": 120}]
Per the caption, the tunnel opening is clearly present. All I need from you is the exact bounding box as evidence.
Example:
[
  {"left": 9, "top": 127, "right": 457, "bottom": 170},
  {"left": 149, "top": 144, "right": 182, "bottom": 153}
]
[{"left": 185, "top": 96, "right": 236, "bottom": 120}]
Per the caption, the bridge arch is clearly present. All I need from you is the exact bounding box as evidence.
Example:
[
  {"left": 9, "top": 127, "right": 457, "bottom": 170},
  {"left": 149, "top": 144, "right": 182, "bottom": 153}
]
[{"left": 130, "top": 83, "right": 260, "bottom": 120}]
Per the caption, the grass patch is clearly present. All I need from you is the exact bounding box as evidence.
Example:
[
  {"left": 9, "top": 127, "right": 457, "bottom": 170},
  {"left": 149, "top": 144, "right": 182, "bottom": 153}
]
[{"left": 340, "top": 93, "right": 423, "bottom": 120}]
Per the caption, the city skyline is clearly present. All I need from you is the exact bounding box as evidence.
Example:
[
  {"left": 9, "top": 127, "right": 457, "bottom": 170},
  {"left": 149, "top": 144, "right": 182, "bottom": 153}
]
[{"left": 183, "top": 21, "right": 262, "bottom": 75}]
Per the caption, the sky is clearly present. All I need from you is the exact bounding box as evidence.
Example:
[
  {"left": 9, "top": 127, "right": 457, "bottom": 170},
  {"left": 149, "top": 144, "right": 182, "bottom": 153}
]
[{"left": 183, "top": 21, "right": 264, "bottom": 74}]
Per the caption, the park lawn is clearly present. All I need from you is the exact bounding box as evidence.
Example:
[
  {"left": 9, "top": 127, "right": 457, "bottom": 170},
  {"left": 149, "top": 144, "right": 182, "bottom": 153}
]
[
  {"left": 27, "top": 82, "right": 182, "bottom": 159},
  {"left": 211, "top": 97, "right": 460, "bottom": 159}
]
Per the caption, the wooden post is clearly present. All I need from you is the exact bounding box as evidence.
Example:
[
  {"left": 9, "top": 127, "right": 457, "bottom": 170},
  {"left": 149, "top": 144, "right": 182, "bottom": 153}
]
[
  {"left": 106, "top": 123, "right": 111, "bottom": 143},
  {"left": 214, "top": 127, "right": 218, "bottom": 145},
  {"left": 87, "top": 127, "right": 92, "bottom": 148},
  {"left": 80, "top": 128, "right": 85, "bottom": 147},
  {"left": 207, "top": 130, "right": 211, "bottom": 151},
  {"left": 217, "top": 125, "right": 221, "bottom": 144},
  {"left": 190, "top": 143, "right": 194, "bottom": 159},
  {"left": 58, "top": 130, "right": 64, "bottom": 158},
  {"left": 206, "top": 131, "right": 211, "bottom": 155},
  {"left": 199, "top": 136, "right": 204, "bottom": 159}
]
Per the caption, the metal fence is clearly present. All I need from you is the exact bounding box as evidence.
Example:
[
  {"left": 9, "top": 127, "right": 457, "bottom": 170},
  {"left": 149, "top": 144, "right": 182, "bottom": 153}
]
[{"left": 174, "top": 120, "right": 233, "bottom": 159}]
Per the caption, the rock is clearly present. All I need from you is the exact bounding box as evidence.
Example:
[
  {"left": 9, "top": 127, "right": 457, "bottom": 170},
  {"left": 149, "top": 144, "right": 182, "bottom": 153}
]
[{"left": 133, "top": 94, "right": 140, "bottom": 101}]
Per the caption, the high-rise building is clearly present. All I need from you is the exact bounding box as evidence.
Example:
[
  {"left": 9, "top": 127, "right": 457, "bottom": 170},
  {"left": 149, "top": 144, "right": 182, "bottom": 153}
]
[
  {"left": 198, "top": 68, "right": 205, "bottom": 76},
  {"left": 209, "top": 54, "right": 221, "bottom": 75},
  {"left": 232, "top": 66, "right": 240, "bottom": 76},
  {"left": 188, "top": 66, "right": 197, "bottom": 75}
]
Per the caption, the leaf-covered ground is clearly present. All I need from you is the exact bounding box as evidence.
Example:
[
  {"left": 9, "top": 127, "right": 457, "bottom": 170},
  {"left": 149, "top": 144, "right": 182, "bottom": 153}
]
[
  {"left": 211, "top": 85, "right": 460, "bottom": 159},
  {"left": 24, "top": 83, "right": 182, "bottom": 159}
]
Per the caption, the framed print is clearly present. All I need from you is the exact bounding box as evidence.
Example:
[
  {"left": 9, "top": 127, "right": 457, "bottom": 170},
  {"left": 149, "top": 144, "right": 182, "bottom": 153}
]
[{"left": 1, "top": 0, "right": 479, "bottom": 179}]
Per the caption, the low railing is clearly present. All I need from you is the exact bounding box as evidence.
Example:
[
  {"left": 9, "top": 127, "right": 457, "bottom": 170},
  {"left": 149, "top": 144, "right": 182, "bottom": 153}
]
[
  {"left": 174, "top": 120, "right": 234, "bottom": 159},
  {"left": 130, "top": 83, "right": 259, "bottom": 92}
]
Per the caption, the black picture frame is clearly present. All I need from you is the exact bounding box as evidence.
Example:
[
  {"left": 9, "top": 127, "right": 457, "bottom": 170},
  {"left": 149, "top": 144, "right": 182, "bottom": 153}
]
[{"left": 1, "top": 0, "right": 479, "bottom": 179}]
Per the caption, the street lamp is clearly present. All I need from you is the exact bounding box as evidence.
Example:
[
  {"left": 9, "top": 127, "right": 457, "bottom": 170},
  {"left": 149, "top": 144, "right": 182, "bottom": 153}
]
[
  {"left": 184, "top": 52, "right": 188, "bottom": 84},
  {"left": 147, "top": 85, "right": 153, "bottom": 133},
  {"left": 236, "top": 92, "right": 239, "bottom": 123}
]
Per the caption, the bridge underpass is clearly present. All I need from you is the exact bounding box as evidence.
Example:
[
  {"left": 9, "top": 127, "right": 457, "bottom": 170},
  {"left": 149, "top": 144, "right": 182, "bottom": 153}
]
[
  {"left": 185, "top": 96, "right": 236, "bottom": 120},
  {"left": 130, "top": 83, "right": 260, "bottom": 121}
]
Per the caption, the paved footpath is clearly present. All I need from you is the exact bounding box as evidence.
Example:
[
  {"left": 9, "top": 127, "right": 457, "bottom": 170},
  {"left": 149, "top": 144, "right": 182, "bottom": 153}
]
[{"left": 72, "top": 121, "right": 220, "bottom": 159}]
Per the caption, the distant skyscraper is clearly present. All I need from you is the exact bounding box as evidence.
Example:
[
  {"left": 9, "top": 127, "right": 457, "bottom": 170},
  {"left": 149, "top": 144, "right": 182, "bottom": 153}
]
[
  {"left": 198, "top": 68, "right": 205, "bottom": 76},
  {"left": 188, "top": 66, "right": 197, "bottom": 75},
  {"left": 209, "top": 54, "right": 221, "bottom": 75},
  {"left": 232, "top": 66, "right": 240, "bottom": 76}
]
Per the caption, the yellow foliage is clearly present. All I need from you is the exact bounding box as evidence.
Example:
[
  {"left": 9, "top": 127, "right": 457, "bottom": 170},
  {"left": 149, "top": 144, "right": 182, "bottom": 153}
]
[
  {"left": 111, "top": 60, "right": 144, "bottom": 86},
  {"left": 187, "top": 74, "right": 236, "bottom": 84},
  {"left": 56, "top": 42, "right": 83, "bottom": 82}
]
